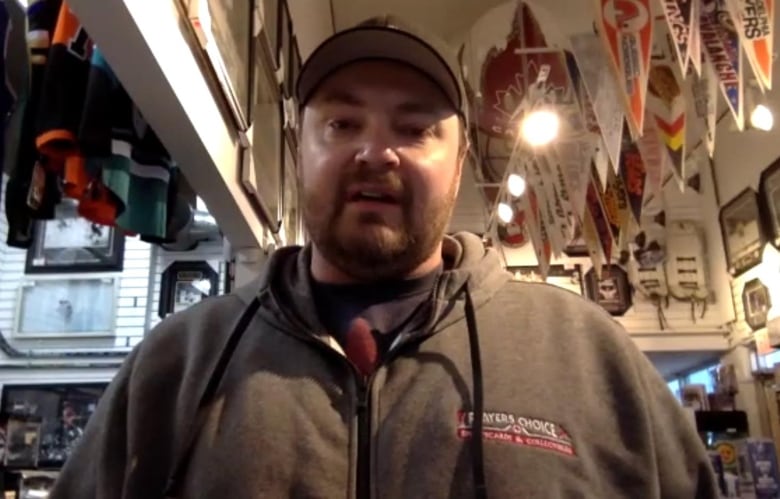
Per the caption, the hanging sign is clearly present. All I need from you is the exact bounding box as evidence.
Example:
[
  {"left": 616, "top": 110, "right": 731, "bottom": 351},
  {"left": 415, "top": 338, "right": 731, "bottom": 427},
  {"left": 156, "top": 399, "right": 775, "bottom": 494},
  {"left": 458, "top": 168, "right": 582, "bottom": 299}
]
[
  {"left": 660, "top": 0, "right": 696, "bottom": 75},
  {"left": 595, "top": 0, "right": 654, "bottom": 139},
  {"left": 619, "top": 122, "right": 649, "bottom": 225},
  {"left": 726, "top": 0, "right": 773, "bottom": 90}
]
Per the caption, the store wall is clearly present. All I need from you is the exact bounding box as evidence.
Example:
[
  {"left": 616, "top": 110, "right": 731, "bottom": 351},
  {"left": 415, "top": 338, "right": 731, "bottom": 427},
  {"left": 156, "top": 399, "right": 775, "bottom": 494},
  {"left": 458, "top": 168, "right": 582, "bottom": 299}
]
[{"left": 0, "top": 176, "right": 225, "bottom": 369}]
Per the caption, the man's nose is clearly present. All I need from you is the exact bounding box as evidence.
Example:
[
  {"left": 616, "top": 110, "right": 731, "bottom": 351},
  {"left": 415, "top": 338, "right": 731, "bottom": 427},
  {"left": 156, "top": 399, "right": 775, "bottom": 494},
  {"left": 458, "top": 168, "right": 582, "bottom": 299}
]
[{"left": 354, "top": 125, "right": 401, "bottom": 170}]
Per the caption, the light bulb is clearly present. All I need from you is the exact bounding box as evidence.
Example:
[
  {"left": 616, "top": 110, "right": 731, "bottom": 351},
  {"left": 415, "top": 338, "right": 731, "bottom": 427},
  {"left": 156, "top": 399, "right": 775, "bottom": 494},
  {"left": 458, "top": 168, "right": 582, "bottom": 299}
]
[
  {"left": 751, "top": 104, "right": 774, "bottom": 131},
  {"left": 497, "top": 202, "right": 514, "bottom": 224},
  {"left": 520, "top": 109, "right": 560, "bottom": 146},
  {"left": 507, "top": 173, "right": 527, "bottom": 198}
]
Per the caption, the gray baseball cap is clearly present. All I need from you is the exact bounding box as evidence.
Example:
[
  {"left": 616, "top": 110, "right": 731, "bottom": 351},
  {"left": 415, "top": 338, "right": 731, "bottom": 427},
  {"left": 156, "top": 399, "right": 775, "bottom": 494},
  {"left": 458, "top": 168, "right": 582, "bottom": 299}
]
[{"left": 295, "top": 15, "right": 467, "bottom": 120}]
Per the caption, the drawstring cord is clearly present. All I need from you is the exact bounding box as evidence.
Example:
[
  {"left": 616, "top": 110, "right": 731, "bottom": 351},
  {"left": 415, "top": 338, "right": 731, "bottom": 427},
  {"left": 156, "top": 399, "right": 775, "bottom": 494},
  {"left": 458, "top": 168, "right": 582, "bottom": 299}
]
[
  {"left": 464, "top": 283, "right": 488, "bottom": 499},
  {"left": 164, "top": 295, "right": 261, "bottom": 497},
  {"left": 165, "top": 283, "right": 489, "bottom": 499}
]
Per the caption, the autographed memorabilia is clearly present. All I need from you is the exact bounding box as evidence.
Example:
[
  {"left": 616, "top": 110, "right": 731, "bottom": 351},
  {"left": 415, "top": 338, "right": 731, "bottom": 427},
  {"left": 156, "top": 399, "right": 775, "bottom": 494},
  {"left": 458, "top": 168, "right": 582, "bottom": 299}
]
[
  {"left": 742, "top": 278, "right": 772, "bottom": 331},
  {"left": 584, "top": 265, "right": 633, "bottom": 316},
  {"left": 719, "top": 188, "right": 766, "bottom": 276},
  {"left": 159, "top": 261, "right": 219, "bottom": 318}
]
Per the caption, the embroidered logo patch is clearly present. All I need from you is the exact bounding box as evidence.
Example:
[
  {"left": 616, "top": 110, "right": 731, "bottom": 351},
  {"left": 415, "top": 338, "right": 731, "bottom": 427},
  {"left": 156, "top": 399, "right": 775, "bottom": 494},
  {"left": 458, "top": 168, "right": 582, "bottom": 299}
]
[{"left": 457, "top": 411, "right": 576, "bottom": 457}]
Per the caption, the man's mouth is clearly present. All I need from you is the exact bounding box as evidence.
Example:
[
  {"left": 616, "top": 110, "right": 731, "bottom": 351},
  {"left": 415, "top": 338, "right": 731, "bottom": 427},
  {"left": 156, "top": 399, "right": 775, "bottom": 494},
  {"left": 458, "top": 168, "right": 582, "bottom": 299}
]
[{"left": 347, "top": 188, "right": 401, "bottom": 204}]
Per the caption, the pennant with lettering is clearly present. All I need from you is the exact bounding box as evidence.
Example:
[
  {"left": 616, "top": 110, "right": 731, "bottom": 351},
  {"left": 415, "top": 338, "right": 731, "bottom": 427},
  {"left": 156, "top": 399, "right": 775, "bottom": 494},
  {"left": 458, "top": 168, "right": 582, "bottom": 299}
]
[
  {"left": 647, "top": 18, "right": 687, "bottom": 191},
  {"left": 586, "top": 162, "right": 616, "bottom": 264},
  {"left": 569, "top": 33, "right": 625, "bottom": 172},
  {"left": 636, "top": 114, "right": 670, "bottom": 197},
  {"left": 619, "top": 122, "right": 648, "bottom": 224},
  {"left": 691, "top": 55, "right": 720, "bottom": 157},
  {"left": 602, "top": 165, "right": 632, "bottom": 244},
  {"left": 700, "top": 0, "right": 745, "bottom": 129},
  {"left": 725, "top": 0, "right": 773, "bottom": 90},
  {"left": 688, "top": 0, "right": 704, "bottom": 75},
  {"left": 526, "top": 157, "right": 570, "bottom": 257},
  {"left": 583, "top": 209, "right": 607, "bottom": 278},
  {"left": 661, "top": 0, "right": 695, "bottom": 74},
  {"left": 595, "top": 0, "right": 654, "bottom": 139},
  {"left": 521, "top": 186, "right": 552, "bottom": 279}
]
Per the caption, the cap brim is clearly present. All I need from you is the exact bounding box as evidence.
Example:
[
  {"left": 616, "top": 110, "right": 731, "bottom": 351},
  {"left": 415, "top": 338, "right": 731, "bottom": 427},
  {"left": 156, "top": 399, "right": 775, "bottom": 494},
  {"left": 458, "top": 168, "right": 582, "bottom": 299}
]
[{"left": 296, "top": 26, "right": 462, "bottom": 114}]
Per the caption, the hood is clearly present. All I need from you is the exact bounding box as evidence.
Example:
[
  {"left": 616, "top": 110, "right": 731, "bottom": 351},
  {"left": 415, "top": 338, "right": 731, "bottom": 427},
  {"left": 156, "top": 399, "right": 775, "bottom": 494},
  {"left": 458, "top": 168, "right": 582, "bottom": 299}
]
[{"left": 235, "top": 231, "right": 510, "bottom": 331}]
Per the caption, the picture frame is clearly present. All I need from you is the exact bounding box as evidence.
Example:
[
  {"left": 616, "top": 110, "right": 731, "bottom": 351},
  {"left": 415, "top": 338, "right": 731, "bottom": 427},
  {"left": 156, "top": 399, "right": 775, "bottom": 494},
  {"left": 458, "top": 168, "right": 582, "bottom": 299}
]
[
  {"left": 743, "top": 278, "right": 772, "bottom": 331},
  {"left": 278, "top": 0, "right": 292, "bottom": 98},
  {"left": 13, "top": 276, "right": 119, "bottom": 338},
  {"left": 584, "top": 265, "right": 633, "bottom": 316},
  {"left": 1, "top": 383, "right": 107, "bottom": 468},
  {"left": 719, "top": 188, "right": 766, "bottom": 277},
  {"left": 759, "top": 157, "right": 780, "bottom": 248},
  {"left": 4, "top": 416, "right": 41, "bottom": 468},
  {"left": 25, "top": 216, "right": 125, "bottom": 274},
  {"left": 158, "top": 261, "right": 219, "bottom": 318},
  {"left": 260, "top": 0, "right": 281, "bottom": 69}
]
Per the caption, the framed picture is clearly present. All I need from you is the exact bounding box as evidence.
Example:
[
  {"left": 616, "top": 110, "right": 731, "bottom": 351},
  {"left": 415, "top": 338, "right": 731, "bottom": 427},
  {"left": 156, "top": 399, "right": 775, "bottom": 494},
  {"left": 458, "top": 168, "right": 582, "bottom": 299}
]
[
  {"left": 159, "top": 261, "right": 219, "bottom": 318},
  {"left": 1, "top": 383, "right": 107, "bottom": 468},
  {"left": 4, "top": 417, "right": 41, "bottom": 468},
  {"left": 25, "top": 216, "right": 125, "bottom": 274},
  {"left": 18, "top": 471, "right": 60, "bottom": 497},
  {"left": 719, "top": 188, "right": 766, "bottom": 277},
  {"left": 278, "top": 0, "right": 292, "bottom": 98},
  {"left": 584, "top": 265, "right": 633, "bottom": 316},
  {"left": 743, "top": 278, "right": 772, "bottom": 331},
  {"left": 14, "top": 276, "right": 119, "bottom": 338},
  {"left": 759, "top": 157, "right": 780, "bottom": 248}
]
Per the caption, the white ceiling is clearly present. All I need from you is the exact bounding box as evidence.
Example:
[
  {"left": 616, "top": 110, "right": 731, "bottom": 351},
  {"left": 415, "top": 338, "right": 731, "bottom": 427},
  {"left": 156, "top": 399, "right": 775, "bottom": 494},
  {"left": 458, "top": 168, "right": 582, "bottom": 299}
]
[{"left": 645, "top": 350, "right": 723, "bottom": 380}]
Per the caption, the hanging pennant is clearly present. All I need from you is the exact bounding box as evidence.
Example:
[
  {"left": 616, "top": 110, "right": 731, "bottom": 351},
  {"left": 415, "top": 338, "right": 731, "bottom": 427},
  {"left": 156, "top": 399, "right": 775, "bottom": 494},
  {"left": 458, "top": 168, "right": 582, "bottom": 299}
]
[
  {"left": 569, "top": 33, "right": 625, "bottom": 172},
  {"left": 647, "top": 17, "right": 687, "bottom": 191},
  {"left": 583, "top": 208, "right": 607, "bottom": 278},
  {"left": 636, "top": 114, "right": 670, "bottom": 197},
  {"left": 725, "top": 0, "right": 773, "bottom": 90},
  {"left": 690, "top": 54, "right": 720, "bottom": 157},
  {"left": 689, "top": 0, "right": 704, "bottom": 75},
  {"left": 522, "top": 186, "right": 553, "bottom": 279},
  {"left": 700, "top": 0, "right": 745, "bottom": 129},
  {"left": 619, "top": 122, "right": 649, "bottom": 224},
  {"left": 525, "top": 157, "right": 569, "bottom": 257},
  {"left": 555, "top": 141, "right": 591, "bottom": 220},
  {"left": 660, "top": 0, "right": 696, "bottom": 75},
  {"left": 586, "top": 162, "right": 616, "bottom": 264},
  {"left": 602, "top": 165, "right": 632, "bottom": 245},
  {"left": 594, "top": 0, "right": 654, "bottom": 139}
]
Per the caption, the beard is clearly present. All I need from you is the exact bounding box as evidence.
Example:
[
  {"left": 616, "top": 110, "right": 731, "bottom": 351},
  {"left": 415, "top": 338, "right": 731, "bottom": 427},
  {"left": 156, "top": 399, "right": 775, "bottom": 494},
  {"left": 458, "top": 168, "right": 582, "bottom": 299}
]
[{"left": 302, "top": 170, "right": 457, "bottom": 282}]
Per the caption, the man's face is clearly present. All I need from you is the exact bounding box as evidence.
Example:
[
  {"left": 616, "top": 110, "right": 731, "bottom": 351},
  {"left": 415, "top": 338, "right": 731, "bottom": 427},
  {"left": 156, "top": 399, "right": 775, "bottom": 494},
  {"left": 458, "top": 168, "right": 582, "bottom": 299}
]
[{"left": 299, "top": 61, "right": 464, "bottom": 281}]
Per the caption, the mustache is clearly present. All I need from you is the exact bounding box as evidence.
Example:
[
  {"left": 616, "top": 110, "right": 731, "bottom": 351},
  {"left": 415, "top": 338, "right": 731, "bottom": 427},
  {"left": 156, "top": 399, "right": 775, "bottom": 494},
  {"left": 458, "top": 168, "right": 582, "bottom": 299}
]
[{"left": 338, "top": 171, "right": 407, "bottom": 198}]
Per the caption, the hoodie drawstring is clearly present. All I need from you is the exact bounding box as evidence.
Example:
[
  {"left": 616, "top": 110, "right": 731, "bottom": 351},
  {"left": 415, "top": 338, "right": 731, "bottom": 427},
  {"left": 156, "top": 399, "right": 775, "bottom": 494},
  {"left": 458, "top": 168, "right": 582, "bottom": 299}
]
[
  {"left": 463, "top": 283, "right": 488, "bottom": 499},
  {"left": 164, "top": 295, "right": 261, "bottom": 497},
  {"left": 164, "top": 286, "right": 489, "bottom": 499}
]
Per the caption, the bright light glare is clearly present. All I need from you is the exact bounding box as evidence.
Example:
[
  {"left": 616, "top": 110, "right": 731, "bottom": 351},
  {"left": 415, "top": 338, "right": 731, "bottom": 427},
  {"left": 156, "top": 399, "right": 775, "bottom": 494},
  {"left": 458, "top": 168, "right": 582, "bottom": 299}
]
[
  {"left": 507, "top": 174, "right": 527, "bottom": 198},
  {"left": 520, "top": 109, "right": 560, "bottom": 146},
  {"left": 760, "top": 243, "right": 780, "bottom": 289},
  {"left": 497, "top": 202, "right": 514, "bottom": 224},
  {"left": 751, "top": 104, "right": 774, "bottom": 131}
]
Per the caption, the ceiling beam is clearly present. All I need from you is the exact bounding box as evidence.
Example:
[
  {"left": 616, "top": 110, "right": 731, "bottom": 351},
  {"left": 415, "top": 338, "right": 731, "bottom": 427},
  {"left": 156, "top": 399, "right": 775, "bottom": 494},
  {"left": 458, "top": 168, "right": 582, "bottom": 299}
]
[{"left": 68, "top": 0, "right": 267, "bottom": 251}]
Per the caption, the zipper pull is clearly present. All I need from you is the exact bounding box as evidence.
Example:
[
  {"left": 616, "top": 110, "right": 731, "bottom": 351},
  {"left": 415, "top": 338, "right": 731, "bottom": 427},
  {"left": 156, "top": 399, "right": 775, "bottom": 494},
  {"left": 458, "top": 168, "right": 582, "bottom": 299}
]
[{"left": 356, "top": 377, "right": 369, "bottom": 413}]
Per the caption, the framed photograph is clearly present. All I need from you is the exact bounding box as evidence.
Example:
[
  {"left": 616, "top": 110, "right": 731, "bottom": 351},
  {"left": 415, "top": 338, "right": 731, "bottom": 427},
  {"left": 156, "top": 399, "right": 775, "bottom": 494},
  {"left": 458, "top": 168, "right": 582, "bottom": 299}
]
[
  {"left": 1, "top": 383, "right": 107, "bottom": 468},
  {"left": 719, "top": 188, "right": 766, "bottom": 277},
  {"left": 25, "top": 216, "right": 125, "bottom": 274},
  {"left": 584, "top": 265, "right": 633, "bottom": 316},
  {"left": 14, "top": 276, "right": 119, "bottom": 338},
  {"left": 4, "top": 417, "right": 41, "bottom": 468},
  {"left": 278, "top": 0, "right": 292, "bottom": 98},
  {"left": 242, "top": 44, "right": 283, "bottom": 231},
  {"left": 743, "top": 278, "right": 772, "bottom": 331},
  {"left": 759, "top": 157, "right": 780, "bottom": 248},
  {"left": 159, "top": 261, "right": 219, "bottom": 318},
  {"left": 18, "top": 471, "right": 60, "bottom": 498}
]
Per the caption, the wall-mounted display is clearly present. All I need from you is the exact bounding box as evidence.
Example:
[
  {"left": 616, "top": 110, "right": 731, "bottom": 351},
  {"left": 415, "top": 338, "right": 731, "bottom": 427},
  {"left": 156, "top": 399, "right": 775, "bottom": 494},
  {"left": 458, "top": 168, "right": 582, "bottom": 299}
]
[
  {"left": 719, "top": 188, "right": 766, "bottom": 277},
  {"left": 742, "top": 278, "right": 772, "bottom": 331},
  {"left": 584, "top": 265, "right": 633, "bottom": 316},
  {"left": 18, "top": 470, "right": 60, "bottom": 498},
  {"left": 1, "top": 383, "right": 107, "bottom": 469},
  {"left": 5, "top": 417, "right": 41, "bottom": 468},
  {"left": 759, "top": 157, "right": 780, "bottom": 248},
  {"left": 14, "top": 276, "right": 119, "bottom": 338},
  {"left": 159, "top": 261, "right": 220, "bottom": 318},
  {"left": 25, "top": 216, "right": 125, "bottom": 274}
]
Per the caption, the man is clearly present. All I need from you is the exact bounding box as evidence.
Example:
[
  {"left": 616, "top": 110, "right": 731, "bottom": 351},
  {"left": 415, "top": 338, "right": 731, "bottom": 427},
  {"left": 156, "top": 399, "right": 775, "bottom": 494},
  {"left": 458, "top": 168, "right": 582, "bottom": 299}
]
[{"left": 51, "top": 16, "right": 718, "bottom": 499}]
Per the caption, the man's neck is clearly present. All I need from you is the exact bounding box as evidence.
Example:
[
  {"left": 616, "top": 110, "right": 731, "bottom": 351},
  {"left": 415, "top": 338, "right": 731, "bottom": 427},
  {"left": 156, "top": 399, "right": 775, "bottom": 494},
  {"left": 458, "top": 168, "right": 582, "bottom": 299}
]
[{"left": 310, "top": 243, "right": 444, "bottom": 284}]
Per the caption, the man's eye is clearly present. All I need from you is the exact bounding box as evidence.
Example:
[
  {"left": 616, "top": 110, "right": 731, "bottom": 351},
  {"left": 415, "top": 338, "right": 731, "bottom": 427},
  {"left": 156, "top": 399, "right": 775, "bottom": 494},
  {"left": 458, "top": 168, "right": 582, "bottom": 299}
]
[
  {"left": 398, "top": 124, "right": 434, "bottom": 139},
  {"left": 328, "top": 119, "right": 358, "bottom": 131}
]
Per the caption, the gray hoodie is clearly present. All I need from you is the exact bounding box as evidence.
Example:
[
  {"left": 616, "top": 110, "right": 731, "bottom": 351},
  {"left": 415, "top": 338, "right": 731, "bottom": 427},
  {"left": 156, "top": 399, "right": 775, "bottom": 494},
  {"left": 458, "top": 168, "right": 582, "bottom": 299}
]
[{"left": 50, "top": 232, "right": 718, "bottom": 498}]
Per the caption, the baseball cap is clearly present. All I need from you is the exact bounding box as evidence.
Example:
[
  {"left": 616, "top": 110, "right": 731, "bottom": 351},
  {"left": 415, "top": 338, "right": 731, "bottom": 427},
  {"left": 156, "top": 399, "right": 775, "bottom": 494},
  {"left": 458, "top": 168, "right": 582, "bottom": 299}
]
[{"left": 295, "top": 15, "right": 467, "bottom": 120}]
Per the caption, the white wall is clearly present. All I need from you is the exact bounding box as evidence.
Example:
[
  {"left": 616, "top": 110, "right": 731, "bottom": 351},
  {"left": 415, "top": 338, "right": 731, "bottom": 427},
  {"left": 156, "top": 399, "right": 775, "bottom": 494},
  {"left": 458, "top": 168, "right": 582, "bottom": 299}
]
[{"left": 0, "top": 175, "right": 225, "bottom": 382}]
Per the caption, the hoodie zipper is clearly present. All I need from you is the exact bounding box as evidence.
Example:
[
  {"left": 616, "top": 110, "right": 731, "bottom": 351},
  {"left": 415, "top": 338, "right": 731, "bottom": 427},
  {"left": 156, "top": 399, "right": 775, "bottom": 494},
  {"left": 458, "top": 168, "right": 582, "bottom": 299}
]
[{"left": 355, "top": 375, "right": 371, "bottom": 499}]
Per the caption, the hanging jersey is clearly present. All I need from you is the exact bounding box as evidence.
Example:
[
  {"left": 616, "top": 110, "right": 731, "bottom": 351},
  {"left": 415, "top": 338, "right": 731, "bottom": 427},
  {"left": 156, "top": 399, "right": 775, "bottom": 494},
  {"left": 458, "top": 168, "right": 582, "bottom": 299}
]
[
  {"left": 35, "top": 0, "right": 92, "bottom": 162},
  {"left": 4, "top": 0, "right": 62, "bottom": 248}
]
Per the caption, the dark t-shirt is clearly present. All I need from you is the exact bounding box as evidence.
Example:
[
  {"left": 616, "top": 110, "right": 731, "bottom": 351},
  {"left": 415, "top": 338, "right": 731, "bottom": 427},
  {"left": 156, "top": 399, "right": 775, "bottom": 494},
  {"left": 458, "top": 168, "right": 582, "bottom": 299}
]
[{"left": 310, "top": 265, "right": 441, "bottom": 358}]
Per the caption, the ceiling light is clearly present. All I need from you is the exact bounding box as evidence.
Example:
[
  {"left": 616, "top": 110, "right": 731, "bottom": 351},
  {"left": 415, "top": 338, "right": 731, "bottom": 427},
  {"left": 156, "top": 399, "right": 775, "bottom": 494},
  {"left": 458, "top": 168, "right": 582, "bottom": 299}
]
[
  {"left": 751, "top": 104, "right": 774, "bottom": 131},
  {"left": 520, "top": 109, "right": 559, "bottom": 146},
  {"left": 497, "top": 202, "right": 514, "bottom": 224},
  {"left": 507, "top": 173, "right": 527, "bottom": 198}
]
